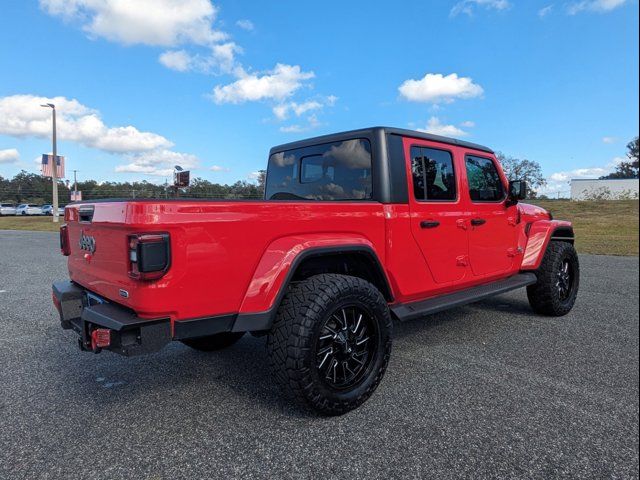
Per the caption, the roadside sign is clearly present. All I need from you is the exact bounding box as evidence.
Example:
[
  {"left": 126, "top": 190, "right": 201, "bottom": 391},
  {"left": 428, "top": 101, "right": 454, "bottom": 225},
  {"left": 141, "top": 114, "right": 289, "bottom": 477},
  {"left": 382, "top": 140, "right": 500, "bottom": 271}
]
[
  {"left": 175, "top": 170, "right": 190, "bottom": 187},
  {"left": 71, "top": 191, "right": 82, "bottom": 201}
]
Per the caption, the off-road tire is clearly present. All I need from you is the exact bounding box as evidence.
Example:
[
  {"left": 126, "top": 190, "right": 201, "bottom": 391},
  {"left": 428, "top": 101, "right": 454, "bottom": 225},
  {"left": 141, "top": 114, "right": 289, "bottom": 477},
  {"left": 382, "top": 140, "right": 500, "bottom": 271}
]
[
  {"left": 181, "top": 332, "right": 245, "bottom": 351},
  {"left": 527, "top": 241, "right": 579, "bottom": 316},
  {"left": 267, "top": 274, "right": 392, "bottom": 416}
]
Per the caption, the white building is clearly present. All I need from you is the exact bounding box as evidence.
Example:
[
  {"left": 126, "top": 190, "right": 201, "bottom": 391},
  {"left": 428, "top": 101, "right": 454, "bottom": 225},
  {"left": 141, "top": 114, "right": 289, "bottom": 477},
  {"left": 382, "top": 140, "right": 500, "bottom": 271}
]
[{"left": 570, "top": 178, "right": 639, "bottom": 200}]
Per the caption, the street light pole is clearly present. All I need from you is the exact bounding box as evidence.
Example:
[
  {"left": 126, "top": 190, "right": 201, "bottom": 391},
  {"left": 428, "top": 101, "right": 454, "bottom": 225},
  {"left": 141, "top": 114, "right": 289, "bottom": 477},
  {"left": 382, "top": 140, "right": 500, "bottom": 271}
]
[{"left": 41, "top": 103, "right": 59, "bottom": 223}]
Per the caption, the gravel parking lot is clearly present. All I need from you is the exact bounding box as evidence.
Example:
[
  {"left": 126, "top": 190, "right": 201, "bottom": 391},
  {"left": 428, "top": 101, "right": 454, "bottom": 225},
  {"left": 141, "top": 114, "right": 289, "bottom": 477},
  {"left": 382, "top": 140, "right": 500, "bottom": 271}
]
[{"left": 0, "top": 230, "right": 638, "bottom": 479}]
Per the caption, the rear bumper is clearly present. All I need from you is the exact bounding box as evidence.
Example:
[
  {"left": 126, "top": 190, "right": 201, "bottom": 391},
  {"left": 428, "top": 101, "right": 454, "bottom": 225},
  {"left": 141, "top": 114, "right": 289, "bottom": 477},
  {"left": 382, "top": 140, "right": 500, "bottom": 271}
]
[
  {"left": 52, "top": 281, "right": 171, "bottom": 356},
  {"left": 52, "top": 281, "right": 273, "bottom": 356}
]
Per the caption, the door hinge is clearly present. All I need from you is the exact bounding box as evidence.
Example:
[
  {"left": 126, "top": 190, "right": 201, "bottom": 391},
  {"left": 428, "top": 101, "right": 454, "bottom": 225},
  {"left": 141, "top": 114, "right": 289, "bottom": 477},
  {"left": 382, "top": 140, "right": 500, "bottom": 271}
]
[
  {"left": 456, "top": 255, "right": 469, "bottom": 266},
  {"left": 456, "top": 219, "right": 468, "bottom": 230}
]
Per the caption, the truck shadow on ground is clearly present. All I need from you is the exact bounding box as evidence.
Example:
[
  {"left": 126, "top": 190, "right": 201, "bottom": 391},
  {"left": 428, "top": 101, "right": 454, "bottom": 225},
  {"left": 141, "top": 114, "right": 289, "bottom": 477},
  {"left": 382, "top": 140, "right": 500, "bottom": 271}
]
[{"left": 51, "top": 295, "right": 538, "bottom": 416}]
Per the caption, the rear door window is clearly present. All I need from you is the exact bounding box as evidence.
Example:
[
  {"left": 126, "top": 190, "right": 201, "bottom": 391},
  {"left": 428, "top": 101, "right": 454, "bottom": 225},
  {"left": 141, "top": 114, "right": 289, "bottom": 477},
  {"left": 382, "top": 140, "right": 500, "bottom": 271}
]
[
  {"left": 266, "top": 139, "right": 373, "bottom": 200},
  {"left": 410, "top": 146, "right": 456, "bottom": 201},
  {"left": 465, "top": 155, "right": 505, "bottom": 202}
]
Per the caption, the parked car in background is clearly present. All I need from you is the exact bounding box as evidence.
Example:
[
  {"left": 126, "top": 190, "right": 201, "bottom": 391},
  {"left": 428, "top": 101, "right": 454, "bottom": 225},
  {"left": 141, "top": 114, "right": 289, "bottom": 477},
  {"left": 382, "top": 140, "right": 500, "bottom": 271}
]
[
  {"left": 42, "top": 204, "right": 66, "bottom": 216},
  {"left": 16, "top": 204, "right": 43, "bottom": 215},
  {"left": 0, "top": 203, "right": 17, "bottom": 216},
  {"left": 42, "top": 204, "right": 53, "bottom": 215}
]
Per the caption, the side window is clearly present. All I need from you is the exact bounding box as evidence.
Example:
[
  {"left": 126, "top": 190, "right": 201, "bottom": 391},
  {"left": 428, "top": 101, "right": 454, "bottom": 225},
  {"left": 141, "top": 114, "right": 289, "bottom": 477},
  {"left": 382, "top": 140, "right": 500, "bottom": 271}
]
[
  {"left": 465, "top": 155, "right": 505, "bottom": 202},
  {"left": 410, "top": 146, "right": 456, "bottom": 201},
  {"left": 266, "top": 139, "right": 372, "bottom": 200}
]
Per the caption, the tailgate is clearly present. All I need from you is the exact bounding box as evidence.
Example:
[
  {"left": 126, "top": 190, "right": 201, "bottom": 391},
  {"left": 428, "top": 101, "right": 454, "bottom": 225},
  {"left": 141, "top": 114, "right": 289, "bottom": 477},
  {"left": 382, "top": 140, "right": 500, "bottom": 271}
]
[{"left": 65, "top": 202, "right": 138, "bottom": 306}]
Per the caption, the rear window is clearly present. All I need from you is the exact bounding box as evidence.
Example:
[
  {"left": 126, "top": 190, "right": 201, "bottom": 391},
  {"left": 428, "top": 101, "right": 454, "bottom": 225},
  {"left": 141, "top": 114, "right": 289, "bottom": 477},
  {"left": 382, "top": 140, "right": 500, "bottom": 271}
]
[
  {"left": 1, "top": 203, "right": 14, "bottom": 207},
  {"left": 266, "top": 138, "right": 373, "bottom": 201}
]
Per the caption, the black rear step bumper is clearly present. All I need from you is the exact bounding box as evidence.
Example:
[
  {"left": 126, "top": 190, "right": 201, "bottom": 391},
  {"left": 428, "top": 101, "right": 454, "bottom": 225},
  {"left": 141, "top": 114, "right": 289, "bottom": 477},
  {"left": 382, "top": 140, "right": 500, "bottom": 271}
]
[
  {"left": 52, "top": 281, "right": 272, "bottom": 356},
  {"left": 53, "top": 281, "right": 171, "bottom": 356}
]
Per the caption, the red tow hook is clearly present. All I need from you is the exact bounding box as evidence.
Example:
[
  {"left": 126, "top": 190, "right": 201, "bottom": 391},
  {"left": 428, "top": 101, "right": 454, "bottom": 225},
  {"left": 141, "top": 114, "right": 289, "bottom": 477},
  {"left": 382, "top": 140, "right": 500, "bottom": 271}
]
[{"left": 90, "top": 328, "right": 111, "bottom": 353}]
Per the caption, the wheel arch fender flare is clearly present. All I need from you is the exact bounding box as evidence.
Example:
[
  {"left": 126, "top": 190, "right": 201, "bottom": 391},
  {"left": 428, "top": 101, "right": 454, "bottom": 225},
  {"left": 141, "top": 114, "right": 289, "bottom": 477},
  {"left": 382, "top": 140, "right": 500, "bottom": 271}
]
[
  {"left": 233, "top": 235, "right": 392, "bottom": 332},
  {"left": 520, "top": 220, "right": 574, "bottom": 270}
]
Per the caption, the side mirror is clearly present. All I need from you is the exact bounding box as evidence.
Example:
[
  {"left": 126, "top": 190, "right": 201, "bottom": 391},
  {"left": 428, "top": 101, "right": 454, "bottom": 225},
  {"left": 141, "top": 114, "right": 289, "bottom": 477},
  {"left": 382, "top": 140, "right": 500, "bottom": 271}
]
[{"left": 507, "top": 180, "right": 527, "bottom": 204}]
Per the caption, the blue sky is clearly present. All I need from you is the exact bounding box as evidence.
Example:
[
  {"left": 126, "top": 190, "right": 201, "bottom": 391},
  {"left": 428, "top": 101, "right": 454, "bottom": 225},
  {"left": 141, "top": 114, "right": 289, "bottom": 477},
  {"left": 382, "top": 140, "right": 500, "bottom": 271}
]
[{"left": 0, "top": 0, "right": 638, "bottom": 196}]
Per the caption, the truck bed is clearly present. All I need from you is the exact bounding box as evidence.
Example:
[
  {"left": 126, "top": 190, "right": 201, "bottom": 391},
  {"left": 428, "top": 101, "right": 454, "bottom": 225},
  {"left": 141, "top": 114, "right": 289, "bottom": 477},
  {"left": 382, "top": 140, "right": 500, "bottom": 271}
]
[{"left": 64, "top": 200, "right": 387, "bottom": 322}]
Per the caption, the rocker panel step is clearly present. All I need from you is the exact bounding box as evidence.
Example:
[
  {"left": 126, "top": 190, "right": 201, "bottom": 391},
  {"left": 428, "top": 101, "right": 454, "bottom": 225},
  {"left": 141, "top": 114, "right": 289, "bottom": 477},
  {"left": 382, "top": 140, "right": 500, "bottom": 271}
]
[{"left": 391, "top": 273, "right": 537, "bottom": 322}]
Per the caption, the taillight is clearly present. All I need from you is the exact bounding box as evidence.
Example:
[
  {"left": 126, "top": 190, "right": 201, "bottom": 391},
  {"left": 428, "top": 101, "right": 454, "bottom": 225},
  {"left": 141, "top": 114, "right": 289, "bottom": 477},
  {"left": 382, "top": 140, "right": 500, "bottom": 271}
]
[
  {"left": 60, "top": 224, "right": 70, "bottom": 256},
  {"left": 128, "top": 233, "right": 171, "bottom": 280}
]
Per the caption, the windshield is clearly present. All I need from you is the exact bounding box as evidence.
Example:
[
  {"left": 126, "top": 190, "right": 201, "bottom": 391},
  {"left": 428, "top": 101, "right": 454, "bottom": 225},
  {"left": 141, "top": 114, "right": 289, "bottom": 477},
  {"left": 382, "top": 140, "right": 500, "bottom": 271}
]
[{"left": 265, "top": 138, "right": 373, "bottom": 201}]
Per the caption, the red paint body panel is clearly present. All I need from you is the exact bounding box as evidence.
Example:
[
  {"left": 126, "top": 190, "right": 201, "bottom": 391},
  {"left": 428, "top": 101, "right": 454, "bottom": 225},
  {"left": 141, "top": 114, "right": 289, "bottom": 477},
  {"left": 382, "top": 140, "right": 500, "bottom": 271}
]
[
  {"left": 61, "top": 135, "right": 573, "bottom": 326},
  {"left": 239, "top": 233, "right": 378, "bottom": 313},
  {"left": 66, "top": 201, "right": 387, "bottom": 321},
  {"left": 520, "top": 219, "right": 573, "bottom": 270}
]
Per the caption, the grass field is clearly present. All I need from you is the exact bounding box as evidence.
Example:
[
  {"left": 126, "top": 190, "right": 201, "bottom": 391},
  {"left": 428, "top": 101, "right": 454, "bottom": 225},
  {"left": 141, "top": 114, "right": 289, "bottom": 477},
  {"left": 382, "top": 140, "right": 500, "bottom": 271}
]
[
  {"left": 0, "top": 215, "right": 61, "bottom": 232},
  {"left": 531, "top": 200, "right": 638, "bottom": 256},
  {"left": 1, "top": 200, "right": 638, "bottom": 255}
]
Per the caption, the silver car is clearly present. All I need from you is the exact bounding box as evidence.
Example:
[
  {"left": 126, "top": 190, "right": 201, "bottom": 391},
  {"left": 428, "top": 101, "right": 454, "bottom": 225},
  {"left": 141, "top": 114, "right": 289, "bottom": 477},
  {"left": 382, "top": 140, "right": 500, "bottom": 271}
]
[
  {"left": 0, "top": 203, "right": 17, "bottom": 215},
  {"left": 15, "top": 204, "right": 43, "bottom": 216},
  {"left": 42, "top": 204, "right": 65, "bottom": 216}
]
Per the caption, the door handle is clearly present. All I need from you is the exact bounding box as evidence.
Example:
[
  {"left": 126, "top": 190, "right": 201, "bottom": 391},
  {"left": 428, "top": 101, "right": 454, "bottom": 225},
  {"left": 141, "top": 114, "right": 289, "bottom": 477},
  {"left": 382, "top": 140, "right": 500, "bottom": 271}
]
[
  {"left": 471, "top": 218, "right": 486, "bottom": 226},
  {"left": 420, "top": 220, "right": 440, "bottom": 229}
]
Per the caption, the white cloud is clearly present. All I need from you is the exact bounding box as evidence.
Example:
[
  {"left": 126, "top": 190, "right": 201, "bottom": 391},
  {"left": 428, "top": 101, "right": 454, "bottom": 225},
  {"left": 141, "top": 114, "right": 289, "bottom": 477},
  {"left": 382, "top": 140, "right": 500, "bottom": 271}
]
[
  {"left": 115, "top": 150, "right": 199, "bottom": 177},
  {"left": 0, "top": 94, "right": 172, "bottom": 154},
  {"left": 0, "top": 148, "right": 20, "bottom": 164},
  {"left": 549, "top": 167, "right": 609, "bottom": 182},
  {"left": 0, "top": 94, "right": 200, "bottom": 178},
  {"left": 567, "top": 0, "right": 628, "bottom": 14},
  {"left": 280, "top": 114, "right": 321, "bottom": 133},
  {"left": 542, "top": 156, "right": 626, "bottom": 195},
  {"left": 538, "top": 5, "right": 554, "bottom": 17},
  {"left": 211, "top": 42, "right": 242, "bottom": 73},
  {"left": 417, "top": 117, "right": 469, "bottom": 137},
  {"left": 212, "top": 64, "right": 315, "bottom": 104},
  {"left": 158, "top": 50, "right": 193, "bottom": 72},
  {"left": 210, "top": 165, "right": 230, "bottom": 172},
  {"left": 602, "top": 136, "right": 618, "bottom": 144},
  {"left": 398, "top": 73, "right": 484, "bottom": 103},
  {"left": 273, "top": 100, "right": 324, "bottom": 120},
  {"left": 450, "top": 0, "right": 511, "bottom": 17},
  {"left": 40, "top": 0, "right": 227, "bottom": 46},
  {"left": 236, "top": 19, "right": 254, "bottom": 31},
  {"left": 549, "top": 158, "right": 625, "bottom": 182},
  {"left": 460, "top": 120, "right": 476, "bottom": 128},
  {"left": 159, "top": 42, "right": 241, "bottom": 74}
]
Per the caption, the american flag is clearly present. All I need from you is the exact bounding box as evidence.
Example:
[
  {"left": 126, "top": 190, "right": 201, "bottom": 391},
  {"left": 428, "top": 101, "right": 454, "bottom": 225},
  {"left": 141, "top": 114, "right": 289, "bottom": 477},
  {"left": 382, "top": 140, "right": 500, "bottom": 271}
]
[{"left": 41, "top": 154, "right": 65, "bottom": 178}]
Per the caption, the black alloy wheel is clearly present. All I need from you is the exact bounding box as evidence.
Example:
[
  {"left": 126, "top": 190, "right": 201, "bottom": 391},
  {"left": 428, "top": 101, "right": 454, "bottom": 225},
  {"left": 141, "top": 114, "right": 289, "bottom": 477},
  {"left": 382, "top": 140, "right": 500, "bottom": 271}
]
[{"left": 315, "top": 305, "right": 378, "bottom": 390}]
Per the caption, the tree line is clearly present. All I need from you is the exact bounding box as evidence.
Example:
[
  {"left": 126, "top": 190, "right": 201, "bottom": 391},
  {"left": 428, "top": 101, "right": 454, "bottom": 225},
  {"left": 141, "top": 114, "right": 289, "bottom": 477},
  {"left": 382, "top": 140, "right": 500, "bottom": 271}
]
[{"left": 0, "top": 170, "right": 267, "bottom": 205}]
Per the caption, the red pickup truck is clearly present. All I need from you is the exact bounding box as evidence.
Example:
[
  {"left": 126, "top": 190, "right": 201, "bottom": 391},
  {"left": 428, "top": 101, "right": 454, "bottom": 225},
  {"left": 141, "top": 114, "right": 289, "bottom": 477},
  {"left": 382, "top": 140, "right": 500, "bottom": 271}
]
[{"left": 52, "top": 127, "right": 579, "bottom": 415}]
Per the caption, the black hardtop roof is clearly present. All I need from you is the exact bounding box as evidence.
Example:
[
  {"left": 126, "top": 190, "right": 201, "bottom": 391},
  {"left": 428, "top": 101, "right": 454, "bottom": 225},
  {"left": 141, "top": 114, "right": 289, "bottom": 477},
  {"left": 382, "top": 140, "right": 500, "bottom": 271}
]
[{"left": 269, "top": 126, "right": 494, "bottom": 155}]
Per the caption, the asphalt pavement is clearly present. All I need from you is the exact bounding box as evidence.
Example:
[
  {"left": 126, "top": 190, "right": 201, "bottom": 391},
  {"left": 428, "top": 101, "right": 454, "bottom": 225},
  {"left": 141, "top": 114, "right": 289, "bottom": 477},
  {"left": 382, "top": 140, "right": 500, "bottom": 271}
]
[{"left": 0, "top": 230, "right": 638, "bottom": 479}]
